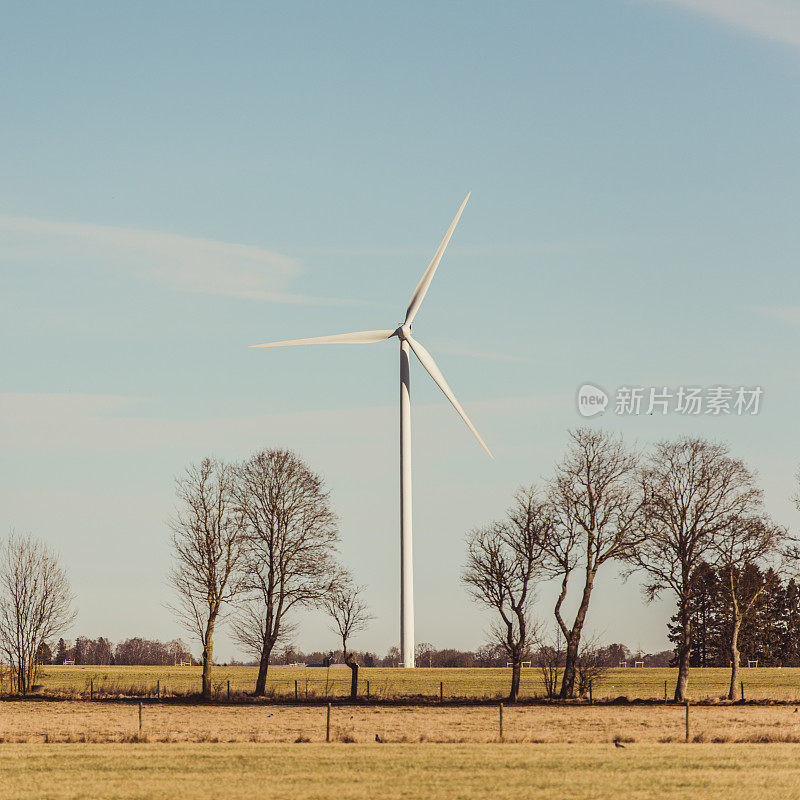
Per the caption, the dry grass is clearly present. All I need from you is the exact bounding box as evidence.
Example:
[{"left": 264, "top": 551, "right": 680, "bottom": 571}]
[
  {"left": 29, "top": 664, "right": 800, "bottom": 701},
  {"left": 1, "top": 742, "right": 800, "bottom": 799},
  {"left": 3, "top": 700, "right": 800, "bottom": 744}
]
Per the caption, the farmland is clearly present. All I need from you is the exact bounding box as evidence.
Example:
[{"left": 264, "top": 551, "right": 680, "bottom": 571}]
[
  {"left": 27, "top": 664, "right": 800, "bottom": 702},
  {"left": 5, "top": 664, "right": 800, "bottom": 799},
  {"left": 4, "top": 700, "right": 800, "bottom": 744},
  {"left": 1, "top": 743, "right": 798, "bottom": 800},
  {"left": 5, "top": 677, "right": 800, "bottom": 799}
]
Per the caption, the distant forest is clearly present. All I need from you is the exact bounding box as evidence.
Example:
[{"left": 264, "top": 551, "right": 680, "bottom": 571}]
[
  {"left": 37, "top": 636, "right": 673, "bottom": 670},
  {"left": 38, "top": 637, "right": 194, "bottom": 667}
]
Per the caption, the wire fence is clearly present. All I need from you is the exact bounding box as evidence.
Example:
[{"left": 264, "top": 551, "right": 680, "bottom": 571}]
[{"left": 6, "top": 665, "right": 800, "bottom": 703}]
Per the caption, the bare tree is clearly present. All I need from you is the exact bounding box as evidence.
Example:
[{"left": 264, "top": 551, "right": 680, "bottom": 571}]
[
  {"left": 233, "top": 448, "right": 339, "bottom": 696},
  {"left": 633, "top": 437, "right": 763, "bottom": 701},
  {"left": 168, "top": 457, "right": 246, "bottom": 699},
  {"left": 324, "top": 576, "right": 373, "bottom": 699},
  {"left": 415, "top": 641, "right": 435, "bottom": 668},
  {"left": 532, "top": 628, "right": 564, "bottom": 699},
  {"left": 0, "top": 532, "right": 75, "bottom": 694},
  {"left": 462, "top": 488, "right": 553, "bottom": 701},
  {"left": 546, "top": 429, "right": 642, "bottom": 698},
  {"left": 574, "top": 633, "right": 610, "bottom": 698},
  {"left": 711, "top": 514, "right": 784, "bottom": 700}
]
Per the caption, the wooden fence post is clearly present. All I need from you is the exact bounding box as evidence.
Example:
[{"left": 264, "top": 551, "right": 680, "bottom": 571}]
[
  {"left": 499, "top": 702, "right": 504, "bottom": 741},
  {"left": 366, "top": 680, "right": 370, "bottom": 698},
  {"left": 90, "top": 679, "right": 93, "bottom": 701},
  {"left": 440, "top": 681, "right": 443, "bottom": 702},
  {"left": 664, "top": 681, "right": 668, "bottom": 702},
  {"left": 295, "top": 680, "right": 298, "bottom": 701},
  {"left": 684, "top": 701, "right": 690, "bottom": 743},
  {"left": 588, "top": 681, "right": 593, "bottom": 705},
  {"left": 157, "top": 680, "right": 160, "bottom": 699},
  {"left": 138, "top": 702, "right": 143, "bottom": 739},
  {"left": 740, "top": 682, "right": 744, "bottom": 702},
  {"left": 326, "top": 703, "right": 331, "bottom": 743}
]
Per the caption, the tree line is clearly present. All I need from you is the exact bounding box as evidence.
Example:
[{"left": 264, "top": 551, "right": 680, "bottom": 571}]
[
  {"left": 31, "top": 638, "right": 672, "bottom": 671},
  {"left": 37, "top": 637, "right": 194, "bottom": 667},
  {"left": 172, "top": 433, "right": 797, "bottom": 703},
  {"left": 463, "top": 430, "right": 796, "bottom": 701},
  {"left": 3, "top": 433, "right": 800, "bottom": 701}
]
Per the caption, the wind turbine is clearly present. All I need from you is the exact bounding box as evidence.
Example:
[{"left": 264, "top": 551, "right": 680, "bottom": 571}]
[{"left": 251, "top": 194, "right": 493, "bottom": 668}]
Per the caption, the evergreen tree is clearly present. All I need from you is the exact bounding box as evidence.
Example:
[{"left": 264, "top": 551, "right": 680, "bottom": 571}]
[
  {"left": 782, "top": 579, "right": 800, "bottom": 667},
  {"left": 667, "top": 562, "right": 725, "bottom": 667},
  {"left": 54, "top": 638, "right": 68, "bottom": 665},
  {"left": 691, "top": 562, "right": 724, "bottom": 667},
  {"left": 36, "top": 641, "right": 53, "bottom": 665},
  {"left": 754, "top": 569, "right": 786, "bottom": 666}
]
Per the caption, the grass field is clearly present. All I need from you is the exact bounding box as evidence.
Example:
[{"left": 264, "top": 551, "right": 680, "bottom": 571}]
[
  {"left": 4, "top": 701, "right": 800, "bottom": 799},
  {"left": 3, "top": 700, "right": 800, "bottom": 743},
  {"left": 27, "top": 664, "right": 800, "bottom": 701},
  {"left": 0, "top": 742, "right": 797, "bottom": 800}
]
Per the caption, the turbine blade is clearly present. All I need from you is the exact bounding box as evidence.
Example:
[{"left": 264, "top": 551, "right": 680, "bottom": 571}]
[
  {"left": 250, "top": 329, "right": 396, "bottom": 348},
  {"left": 405, "top": 193, "right": 470, "bottom": 325},
  {"left": 406, "top": 335, "right": 493, "bottom": 458}
]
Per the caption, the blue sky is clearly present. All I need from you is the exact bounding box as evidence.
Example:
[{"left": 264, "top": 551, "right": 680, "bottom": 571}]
[{"left": 2, "top": 0, "right": 800, "bottom": 660}]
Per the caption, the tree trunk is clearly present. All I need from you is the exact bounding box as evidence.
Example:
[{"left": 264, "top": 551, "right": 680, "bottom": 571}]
[
  {"left": 509, "top": 659, "right": 521, "bottom": 702},
  {"left": 560, "top": 636, "right": 579, "bottom": 700},
  {"left": 201, "top": 615, "right": 216, "bottom": 700},
  {"left": 559, "top": 572, "right": 595, "bottom": 699},
  {"left": 20, "top": 651, "right": 33, "bottom": 695},
  {"left": 674, "top": 599, "right": 691, "bottom": 702},
  {"left": 254, "top": 641, "right": 273, "bottom": 696},
  {"left": 728, "top": 614, "right": 741, "bottom": 701},
  {"left": 342, "top": 646, "right": 360, "bottom": 699},
  {"left": 26, "top": 658, "right": 36, "bottom": 694},
  {"left": 16, "top": 659, "right": 25, "bottom": 695}
]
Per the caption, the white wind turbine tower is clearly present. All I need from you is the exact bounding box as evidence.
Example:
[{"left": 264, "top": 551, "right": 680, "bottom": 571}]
[{"left": 251, "top": 194, "right": 492, "bottom": 668}]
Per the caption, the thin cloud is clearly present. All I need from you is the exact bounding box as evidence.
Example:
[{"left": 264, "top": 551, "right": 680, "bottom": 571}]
[
  {"left": 432, "top": 343, "right": 535, "bottom": 364},
  {"left": 656, "top": 0, "right": 800, "bottom": 49},
  {"left": 0, "top": 391, "right": 563, "bottom": 454},
  {"left": 758, "top": 306, "right": 800, "bottom": 326},
  {"left": 0, "top": 392, "right": 395, "bottom": 455},
  {"left": 0, "top": 215, "right": 343, "bottom": 304}
]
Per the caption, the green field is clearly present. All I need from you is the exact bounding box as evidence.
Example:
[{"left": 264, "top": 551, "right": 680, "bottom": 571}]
[
  {"left": 0, "top": 743, "right": 797, "bottom": 799},
  {"left": 27, "top": 664, "right": 800, "bottom": 701}
]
